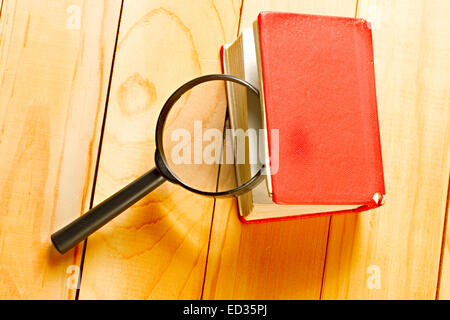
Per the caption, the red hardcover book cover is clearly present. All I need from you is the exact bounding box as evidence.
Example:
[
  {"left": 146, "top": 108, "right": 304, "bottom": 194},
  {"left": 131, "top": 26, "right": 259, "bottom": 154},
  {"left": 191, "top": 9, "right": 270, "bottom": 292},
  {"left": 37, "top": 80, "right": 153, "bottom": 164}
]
[{"left": 256, "top": 12, "right": 385, "bottom": 208}]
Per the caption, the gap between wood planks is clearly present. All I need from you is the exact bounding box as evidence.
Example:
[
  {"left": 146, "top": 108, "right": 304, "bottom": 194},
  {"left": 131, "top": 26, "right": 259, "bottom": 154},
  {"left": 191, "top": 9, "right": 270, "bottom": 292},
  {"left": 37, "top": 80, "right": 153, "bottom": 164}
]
[
  {"left": 0, "top": 1, "right": 4, "bottom": 22},
  {"left": 200, "top": 114, "right": 230, "bottom": 299},
  {"left": 75, "top": 0, "right": 125, "bottom": 301},
  {"left": 436, "top": 175, "right": 450, "bottom": 299}
]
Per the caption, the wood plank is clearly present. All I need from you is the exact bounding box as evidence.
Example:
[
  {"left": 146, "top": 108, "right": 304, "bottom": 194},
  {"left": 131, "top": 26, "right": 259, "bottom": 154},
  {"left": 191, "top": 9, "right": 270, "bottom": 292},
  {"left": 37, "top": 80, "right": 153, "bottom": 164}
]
[
  {"left": 78, "top": 0, "right": 242, "bottom": 299},
  {"left": 0, "top": 0, "right": 122, "bottom": 299},
  {"left": 202, "top": 0, "right": 358, "bottom": 300},
  {"left": 322, "top": 0, "right": 450, "bottom": 300}
]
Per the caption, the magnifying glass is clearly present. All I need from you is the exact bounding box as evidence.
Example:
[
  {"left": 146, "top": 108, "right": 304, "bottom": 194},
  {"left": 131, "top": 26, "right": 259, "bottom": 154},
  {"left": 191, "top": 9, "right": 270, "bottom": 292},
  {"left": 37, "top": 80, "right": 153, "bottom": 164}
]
[{"left": 51, "top": 74, "right": 264, "bottom": 254}]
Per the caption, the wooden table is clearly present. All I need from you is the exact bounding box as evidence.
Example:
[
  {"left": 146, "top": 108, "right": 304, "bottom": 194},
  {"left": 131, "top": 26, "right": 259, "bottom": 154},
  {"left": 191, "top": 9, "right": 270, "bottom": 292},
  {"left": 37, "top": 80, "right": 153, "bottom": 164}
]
[{"left": 0, "top": 0, "right": 449, "bottom": 300}]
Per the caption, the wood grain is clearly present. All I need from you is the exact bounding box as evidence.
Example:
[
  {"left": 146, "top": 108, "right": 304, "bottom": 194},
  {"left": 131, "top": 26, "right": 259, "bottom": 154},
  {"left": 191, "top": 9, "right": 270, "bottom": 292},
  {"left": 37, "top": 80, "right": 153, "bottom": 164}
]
[
  {"left": 321, "top": 0, "right": 450, "bottom": 300},
  {"left": 202, "top": 0, "right": 358, "bottom": 300},
  {"left": 0, "top": 0, "right": 122, "bottom": 299},
  {"left": 77, "top": 0, "right": 242, "bottom": 299},
  {"left": 1, "top": 0, "right": 448, "bottom": 300}
]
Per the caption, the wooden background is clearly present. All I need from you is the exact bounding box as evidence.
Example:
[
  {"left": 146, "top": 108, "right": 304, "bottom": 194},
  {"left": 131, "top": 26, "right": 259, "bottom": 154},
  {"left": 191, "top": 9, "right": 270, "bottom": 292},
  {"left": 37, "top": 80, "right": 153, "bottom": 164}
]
[{"left": 0, "top": 0, "right": 449, "bottom": 299}]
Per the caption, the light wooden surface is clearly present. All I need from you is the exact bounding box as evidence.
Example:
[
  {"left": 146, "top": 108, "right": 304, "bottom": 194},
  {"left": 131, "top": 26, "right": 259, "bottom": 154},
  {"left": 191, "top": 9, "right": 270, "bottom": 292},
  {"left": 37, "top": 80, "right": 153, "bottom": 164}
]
[
  {"left": 0, "top": 0, "right": 449, "bottom": 300},
  {"left": 0, "top": 0, "right": 122, "bottom": 299}
]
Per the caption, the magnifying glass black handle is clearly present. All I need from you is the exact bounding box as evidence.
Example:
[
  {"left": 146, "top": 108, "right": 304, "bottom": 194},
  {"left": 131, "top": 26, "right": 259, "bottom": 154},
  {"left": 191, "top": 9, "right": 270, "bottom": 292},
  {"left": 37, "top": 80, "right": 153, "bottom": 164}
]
[{"left": 51, "top": 168, "right": 166, "bottom": 254}]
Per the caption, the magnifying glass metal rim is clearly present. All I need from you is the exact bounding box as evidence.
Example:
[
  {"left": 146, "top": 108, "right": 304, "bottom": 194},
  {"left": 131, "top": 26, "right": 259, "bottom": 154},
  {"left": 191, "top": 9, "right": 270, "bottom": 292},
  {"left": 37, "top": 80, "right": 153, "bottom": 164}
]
[{"left": 154, "top": 74, "right": 265, "bottom": 198}]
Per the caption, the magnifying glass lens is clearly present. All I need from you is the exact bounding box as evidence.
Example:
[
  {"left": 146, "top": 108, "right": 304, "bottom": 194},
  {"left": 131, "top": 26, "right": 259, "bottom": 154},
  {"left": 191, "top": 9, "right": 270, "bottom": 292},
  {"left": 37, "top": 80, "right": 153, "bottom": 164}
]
[{"left": 162, "top": 79, "right": 263, "bottom": 194}]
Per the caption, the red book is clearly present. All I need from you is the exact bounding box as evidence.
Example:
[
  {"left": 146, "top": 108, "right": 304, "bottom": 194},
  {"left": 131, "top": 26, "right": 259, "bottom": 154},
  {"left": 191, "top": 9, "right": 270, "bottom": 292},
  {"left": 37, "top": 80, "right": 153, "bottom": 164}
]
[{"left": 222, "top": 12, "right": 385, "bottom": 222}]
